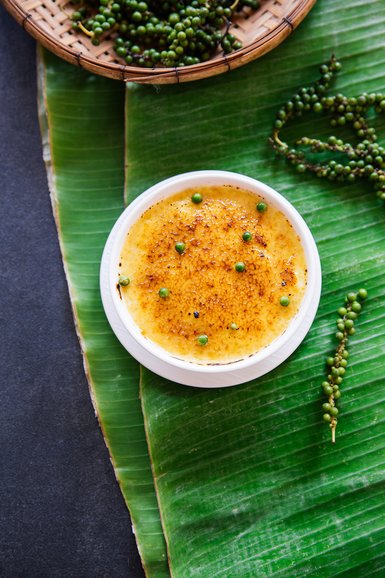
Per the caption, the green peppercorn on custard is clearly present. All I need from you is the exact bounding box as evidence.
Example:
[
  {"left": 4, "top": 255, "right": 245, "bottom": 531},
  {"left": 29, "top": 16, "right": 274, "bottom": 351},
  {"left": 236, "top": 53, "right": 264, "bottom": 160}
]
[
  {"left": 118, "top": 185, "right": 307, "bottom": 364},
  {"left": 118, "top": 275, "right": 130, "bottom": 286},
  {"left": 271, "top": 57, "right": 385, "bottom": 202},
  {"left": 321, "top": 289, "right": 367, "bottom": 443}
]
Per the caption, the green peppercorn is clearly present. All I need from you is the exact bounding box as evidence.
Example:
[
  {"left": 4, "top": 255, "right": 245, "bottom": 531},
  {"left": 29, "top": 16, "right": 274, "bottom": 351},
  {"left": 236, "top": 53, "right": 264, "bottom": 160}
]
[
  {"left": 322, "top": 403, "right": 332, "bottom": 412},
  {"left": 242, "top": 231, "right": 253, "bottom": 242},
  {"left": 330, "top": 406, "right": 339, "bottom": 416},
  {"left": 336, "top": 331, "right": 344, "bottom": 341},
  {"left": 159, "top": 287, "right": 170, "bottom": 298},
  {"left": 347, "top": 311, "right": 358, "bottom": 320},
  {"left": 323, "top": 413, "right": 332, "bottom": 423},
  {"left": 197, "top": 334, "right": 208, "bottom": 346},
  {"left": 191, "top": 192, "right": 202, "bottom": 204},
  {"left": 230, "top": 322, "right": 239, "bottom": 330},
  {"left": 347, "top": 292, "right": 357, "bottom": 302},
  {"left": 358, "top": 288, "right": 368, "bottom": 299},
  {"left": 323, "top": 384, "right": 333, "bottom": 395},
  {"left": 118, "top": 275, "right": 130, "bottom": 286},
  {"left": 256, "top": 202, "right": 267, "bottom": 213},
  {"left": 175, "top": 242, "right": 186, "bottom": 254},
  {"left": 351, "top": 301, "right": 362, "bottom": 313},
  {"left": 280, "top": 296, "right": 290, "bottom": 307},
  {"left": 235, "top": 262, "right": 246, "bottom": 273}
]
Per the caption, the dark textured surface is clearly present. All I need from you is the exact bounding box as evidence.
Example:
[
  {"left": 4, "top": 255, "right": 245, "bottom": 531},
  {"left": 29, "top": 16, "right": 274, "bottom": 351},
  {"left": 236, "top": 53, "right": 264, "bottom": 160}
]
[{"left": 0, "top": 8, "right": 145, "bottom": 577}]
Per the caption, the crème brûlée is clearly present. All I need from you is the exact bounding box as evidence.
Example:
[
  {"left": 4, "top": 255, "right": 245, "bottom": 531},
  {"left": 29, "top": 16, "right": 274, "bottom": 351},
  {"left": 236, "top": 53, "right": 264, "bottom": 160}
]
[{"left": 118, "top": 185, "right": 307, "bottom": 364}]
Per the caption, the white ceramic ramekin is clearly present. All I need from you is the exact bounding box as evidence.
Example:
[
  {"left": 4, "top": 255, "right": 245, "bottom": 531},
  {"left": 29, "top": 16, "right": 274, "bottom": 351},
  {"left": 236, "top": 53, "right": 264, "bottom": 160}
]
[{"left": 100, "top": 171, "right": 321, "bottom": 388}]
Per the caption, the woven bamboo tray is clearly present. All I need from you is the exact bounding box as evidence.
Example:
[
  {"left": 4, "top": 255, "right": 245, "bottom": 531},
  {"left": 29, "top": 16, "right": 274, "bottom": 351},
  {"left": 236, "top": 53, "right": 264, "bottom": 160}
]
[{"left": 2, "top": 0, "right": 316, "bottom": 83}]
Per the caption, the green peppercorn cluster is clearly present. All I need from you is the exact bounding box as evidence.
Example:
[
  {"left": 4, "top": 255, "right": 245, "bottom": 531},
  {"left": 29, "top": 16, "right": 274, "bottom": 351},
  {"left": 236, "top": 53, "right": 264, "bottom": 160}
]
[
  {"left": 71, "top": 0, "right": 259, "bottom": 68},
  {"left": 270, "top": 56, "right": 385, "bottom": 201},
  {"left": 321, "top": 288, "right": 367, "bottom": 443}
]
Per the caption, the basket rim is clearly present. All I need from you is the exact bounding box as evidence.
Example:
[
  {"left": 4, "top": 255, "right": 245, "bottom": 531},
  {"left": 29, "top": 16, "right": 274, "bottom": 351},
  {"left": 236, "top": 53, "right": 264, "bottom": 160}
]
[{"left": 1, "top": 0, "right": 317, "bottom": 83}]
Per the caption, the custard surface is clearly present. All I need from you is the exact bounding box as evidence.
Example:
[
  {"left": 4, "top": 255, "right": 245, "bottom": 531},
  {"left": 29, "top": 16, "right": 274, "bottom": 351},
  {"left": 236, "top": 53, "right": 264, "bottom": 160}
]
[{"left": 119, "top": 185, "right": 307, "bottom": 364}]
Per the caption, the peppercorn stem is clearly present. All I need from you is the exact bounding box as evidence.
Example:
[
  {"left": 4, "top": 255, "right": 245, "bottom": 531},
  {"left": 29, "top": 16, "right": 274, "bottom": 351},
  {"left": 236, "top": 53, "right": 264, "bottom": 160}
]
[
  {"left": 273, "top": 131, "right": 286, "bottom": 148},
  {"left": 78, "top": 21, "right": 94, "bottom": 37},
  {"left": 322, "top": 289, "right": 367, "bottom": 443}
]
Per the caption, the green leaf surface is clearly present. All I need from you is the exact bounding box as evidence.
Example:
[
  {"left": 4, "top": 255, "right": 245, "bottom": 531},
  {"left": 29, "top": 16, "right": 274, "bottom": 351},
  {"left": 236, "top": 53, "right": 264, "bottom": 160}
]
[
  {"left": 125, "top": 0, "right": 385, "bottom": 575},
  {"left": 37, "top": 48, "right": 168, "bottom": 577}
]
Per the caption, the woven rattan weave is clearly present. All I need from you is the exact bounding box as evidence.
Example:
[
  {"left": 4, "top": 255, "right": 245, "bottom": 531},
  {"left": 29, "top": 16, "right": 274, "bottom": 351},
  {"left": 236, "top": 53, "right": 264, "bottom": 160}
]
[{"left": 2, "top": 0, "right": 316, "bottom": 83}]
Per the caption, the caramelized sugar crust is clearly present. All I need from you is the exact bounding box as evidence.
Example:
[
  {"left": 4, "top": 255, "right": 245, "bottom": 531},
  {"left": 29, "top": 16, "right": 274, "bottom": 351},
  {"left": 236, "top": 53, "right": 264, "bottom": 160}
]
[{"left": 119, "top": 186, "right": 307, "bottom": 364}]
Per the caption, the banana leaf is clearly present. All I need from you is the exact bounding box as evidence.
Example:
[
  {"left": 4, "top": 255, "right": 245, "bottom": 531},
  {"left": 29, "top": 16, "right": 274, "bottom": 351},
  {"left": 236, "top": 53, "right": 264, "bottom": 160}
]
[
  {"left": 37, "top": 48, "right": 168, "bottom": 577},
  {"left": 125, "top": 0, "right": 385, "bottom": 575}
]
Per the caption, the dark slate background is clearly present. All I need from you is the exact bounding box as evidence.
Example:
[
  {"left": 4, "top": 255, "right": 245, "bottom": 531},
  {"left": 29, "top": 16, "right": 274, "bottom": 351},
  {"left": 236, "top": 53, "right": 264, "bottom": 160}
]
[{"left": 0, "top": 7, "right": 145, "bottom": 577}]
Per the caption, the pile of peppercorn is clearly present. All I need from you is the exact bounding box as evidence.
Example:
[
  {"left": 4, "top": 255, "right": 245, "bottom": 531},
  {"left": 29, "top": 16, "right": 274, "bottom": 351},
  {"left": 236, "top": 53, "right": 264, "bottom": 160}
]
[{"left": 71, "top": 0, "right": 259, "bottom": 68}]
